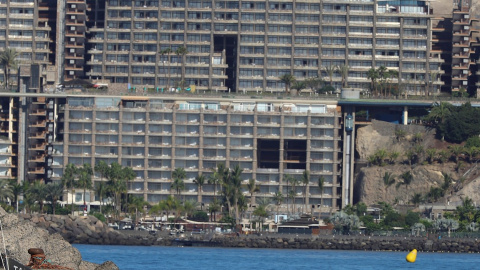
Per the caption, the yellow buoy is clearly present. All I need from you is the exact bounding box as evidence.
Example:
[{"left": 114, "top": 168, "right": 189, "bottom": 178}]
[{"left": 406, "top": 249, "right": 417, "bottom": 263}]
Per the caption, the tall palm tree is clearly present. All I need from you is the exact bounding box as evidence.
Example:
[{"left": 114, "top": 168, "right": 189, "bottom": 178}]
[
  {"left": 305, "top": 76, "right": 324, "bottom": 93},
  {"left": 27, "top": 181, "right": 47, "bottom": 213},
  {"left": 45, "top": 182, "right": 64, "bottom": 215},
  {"left": 175, "top": 46, "right": 188, "bottom": 90},
  {"left": 367, "top": 67, "right": 379, "bottom": 96},
  {"left": 317, "top": 176, "right": 325, "bottom": 216},
  {"left": 323, "top": 64, "right": 336, "bottom": 87},
  {"left": 387, "top": 69, "right": 398, "bottom": 97},
  {"left": 94, "top": 160, "right": 109, "bottom": 182},
  {"left": 337, "top": 64, "right": 349, "bottom": 88},
  {"left": 106, "top": 162, "right": 133, "bottom": 214},
  {"left": 0, "top": 179, "right": 13, "bottom": 204},
  {"left": 193, "top": 174, "right": 206, "bottom": 203},
  {"left": 208, "top": 163, "right": 226, "bottom": 199},
  {"left": 279, "top": 74, "right": 295, "bottom": 95},
  {"left": 382, "top": 172, "right": 395, "bottom": 199},
  {"left": 290, "top": 81, "right": 306, "bottom": 95},
  {"left": 62, "top": 163, "right": 77, "bottom": 215},
  {"left": 10, "top": 180, "right": 23, "bottom": 212},
  {"left": 0, "top": 48, "right": 19, "bottom": 90},
  {"left": 225, "top": 165, "right": 243, "bottom": 226},
  {"left": 287, "top": 175, "right": 299, "bottom": 216},
  {"left": 301, "top": 170, "right": 310, "bottom": 214},
  {"left": 427, "top": 70, "right": 440, "bottom": 97},
  {"left": 172, "top": 167, "right": 186, "bottom": 198},
  {"left": 95, "top": 181, "right": 107, "bottom": 213},
  {"left": 77, "top": 163, "right": 93, "bottom": 212},
  {"left": 246, "top": 178, "right": 259, "bottom": 205},
  {"left": 162, "top": 48, "right": 173, "bottom": 91},
  {"left": 272, "top": 191, "right": 284, "bottom": 222},
  {"left": 377, "top": 66, "right": 388, "bottom": 97},
  {"left": 208, "top": 198, "right": 221, "bottom": 222},
  {"left": 127, "top": 195, "right": 148, "bottom": 225}
]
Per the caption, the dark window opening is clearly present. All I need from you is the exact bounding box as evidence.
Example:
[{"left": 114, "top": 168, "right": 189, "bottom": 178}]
[
  {"left": 257, "top": 139, "right": 280, "bottom": 169},
  {"left": 284, "top": 140, "right": 307, "bottom": 169}
]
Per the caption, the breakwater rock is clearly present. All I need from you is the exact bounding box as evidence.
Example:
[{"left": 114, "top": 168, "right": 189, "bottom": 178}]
[
  {"left": 0, "top": 207, "right": 118, "bottom": 270},
  {"left": 18, "top": 214, "right": 171, "bottom": 246},
  {"left": 211, "top": 235, "right": 480, "bottom": 253}
]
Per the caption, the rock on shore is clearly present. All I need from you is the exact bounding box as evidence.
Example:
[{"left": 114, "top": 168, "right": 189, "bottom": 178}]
[{"left": 0, "top": 207, "right": 118, "bottom": 270}]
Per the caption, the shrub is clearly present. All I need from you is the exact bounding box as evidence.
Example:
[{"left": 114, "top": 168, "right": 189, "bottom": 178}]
[{"left": 191, "top": 211, "right": 209, "bottom": 222}]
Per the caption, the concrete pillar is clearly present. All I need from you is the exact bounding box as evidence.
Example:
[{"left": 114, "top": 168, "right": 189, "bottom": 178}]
[{"left": 403, "top": 106, "right": 408, "bottom": 125}]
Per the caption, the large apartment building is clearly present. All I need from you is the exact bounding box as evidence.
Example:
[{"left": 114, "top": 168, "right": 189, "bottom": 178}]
[
  {"left": 84, "top": 0, "right": 445, "bottom": 94},
  {"left": 0, "top": 93, "right": 345, "bottom": 215},
  {"left": 1, "top": 0, "right": 457, "bottom": 95}
]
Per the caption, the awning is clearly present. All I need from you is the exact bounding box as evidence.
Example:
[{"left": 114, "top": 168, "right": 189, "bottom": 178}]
[{"left": 121, "top": 96, "right": 149, "bottom": 101}]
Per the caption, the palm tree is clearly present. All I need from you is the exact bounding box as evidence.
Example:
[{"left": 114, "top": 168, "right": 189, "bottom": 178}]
[
  {"left": 427, "top": 70, "right": 440, "bottom": 97},
  {"left": 95, "top": 160, "right": 109, "bottom": 182},
  {"left": 337, "top": 64, "right": 349, "bottom": 88},
  {"left": 106, "top": 162, "right": 135, "bottom": 214},
  {"left": 0, "top": 48, "right": 19, "bottom": 90},
  {"left": 411, "top": 193, "right": 423, "bottom": 207},
  {"left": 317, "top": 176, "right": 325, "bottom": 216},
  {"left": 283, "top": 174, "right": 293, "bottom": 215},
  {"left": 172, "top": 167, "right": 186, "bottom": 198},
  {"left": 246, "top": 178, "right": 259, "bottom": 205},
  {"left": 62, "top": 163, "right": 77, "bottom": 215},
  {"left": 127, "top": 195, "right": 148, "bottom": 225},
  {"left": 208, "top": 198, "right": 221, "bottom": 222},
  {"left": 387, "top": 69, "right": 398, "bottom": 97},
  {"left": 287, "top": 175, "right": 299, "bottom": 216},
  {"left": 377, "top": 66, "right": 388, "bottom": 97},
  {"left": 382, "top": 172, "right": 395, "bottom": 194},
  {"left": 323, "top": 64, "right": 336, "bottom": 88},
  {"left": 427, "top": 102, "right": 453, "bottom": 127},
  {"left": 45, "top": 182, "right": 64, "bottom": 215},
  {"left": 10, "top": 180, "right": 22, "bottom": 212},
  {"left": 193, "top": 174, "right": 206, "bottom": 203},
  {"left": 27, "top": 181, "right": 47, "bottom": 213},
  {"left": 181, "top": 199, "right": 198, "bottom": 218},
  {"left": 449, "top": 145, "right": 464, "bottom": 163},
  {"left": 301, "top": 170, "right": 310, "bottom": 214},
  {"left": 94, "top": 181, "right": 107, "bottom": 213},
  {"left": 272, "top": 191, "right": 284, "bottom": 222},
  {"left": 77, "top": 163, "right": 93, "bottom": 212},
  {"left": 226, "top": 165, "right": 243, "bottom": 226},
  {"left": 0, "top": 179, "right": 13, "bottom": 204},
  {"left": 367, "top": 67, "right": 379, "bottom": 96},
  {"left": 175, "top": 46, "right": 188, "bottom": 90},
  {"left": 279, "top": 74, "right": 295, "bottom": 95},
  {"left": 162, "top": 48, "right": 173, "bottom": 90},
  {"left": 305, "top": 76, "right": 324, "bottom": 93},
  {"left": 208, "top": 163, "right": 226, "bottom": 199},
  {"left": 291, "top": 81, "right": 306, "bottom": 95}
]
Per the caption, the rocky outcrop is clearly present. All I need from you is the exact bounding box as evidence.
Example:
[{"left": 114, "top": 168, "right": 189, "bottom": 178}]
[
  {"left": 17, "top": 214, "right": 170, "bottom": 246},
  {"left": 0, "top": 207, "right": 118, "bottom": 270},
  {"left": 355, "top": 164, "right": 460, "bottom": 205}
]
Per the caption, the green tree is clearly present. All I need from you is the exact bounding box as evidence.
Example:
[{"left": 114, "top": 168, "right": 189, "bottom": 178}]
[
  {"left": 272, "top": 191, "right": 284, "bottom": 222},
  {"left": 77, "top": 163, "right": 93, "bottom": 210},
  {"left": 411, "top": 193, "right": 423, "bottom": 207},
  {"left": 27, "top": 181, "right": 47, "bottom": 213},
  {"left": 127, "top": 195, "right": 148, "bottom": 224},
  {"left": 317, "top": 176, "right": 325, "bottom": 214},
  {"left": 45, "top": 182, "right": 64, "bottom": 215},
  {"left": 337, "top": 64, "right": 349, "bottom": 88},
  {"left": 301, "top": 170, "right": 310, "bottom": 213},
  {"left": 0, "top": 48, "right": 19, "bottom": 89},
  {"left": 245, "top": 178, "right": 259, "bottom": 205},
  {"left": 175, "top": 46, "right": 188, "bottom": 90},
  {"left": 279, "top": 74, "right": 296, "bottom": 95},
  {"left": 382, "top": 172, "right": 395, "bottom": 192},
  {"left": 181, "top": 199, "right": 198, "bottom": 218},
  {"left": 427, "top": 102, "right": 453, "bottom": 126},
  {"left": 323, "top": 64, "right": 336, "bottom": 88},
  {"left": 377, "top": 66, "right": 388, "bottom": 97},
  {"left": 0, "top": 179, "right": 13, "bottom": 203},
  {"left": 397, "top": 171, "right": 413, "bottom": 190},
  {"left": 193, "top": 174, "right": 206, "bottom": 203},
  {"left": 367, "top": 67, "right": 379, "bottom": 96},
  {"left": 291, "top": 81, "right": 306, "bottom": 95},
  {"left": 448, "top": 145, "right": 464, "bottom": 163},
  {"left": 61, "top": 163, "right": 77, "bottom": 215},
  {"left": 208, "top": 198, "right": 221, "bottom": 222},
  {"left": 162, "top": 48, "right": 173, "bottom": 90},
  {"left": 304, "top": 76, "right": 324, "bottom": 93},
  {"left": 440, "top": 103, "right": 480, "bottom": 143},
  {"left": 106, "top": 162, "right": 135, "bottom": 214},
  {"left": 426, "top": 148, "right": 437, "bottom": 164},
  {"left": 94, "top": 181, "right": 108, "bottom": 214},
  {"left": 386, "top": 69, "right": 398, "bottom": 97},
  {"left": 171, "top": 167, "right": 186, "bottom": 198},
  {"left": 9, "top": 180, "right": 22, "bottom": 212},
  {"left": 252, "top": 204, "right": 268, "bottom": 231},
  {"left": 208, "top": 163, "right": 226, "bottom": 199}
]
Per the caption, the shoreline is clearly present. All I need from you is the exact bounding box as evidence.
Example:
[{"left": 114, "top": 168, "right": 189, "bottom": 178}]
[{"left": 18, "top": 214, "right": 480, "bottom": 253}]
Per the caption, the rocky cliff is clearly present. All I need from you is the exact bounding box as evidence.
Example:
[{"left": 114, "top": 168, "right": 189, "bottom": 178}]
[
  {"left": 354, "top": 120, "right": 480, "bottom": 206},
  {"left": 0, "top": 207, "right": 118, "bottom": 270}
]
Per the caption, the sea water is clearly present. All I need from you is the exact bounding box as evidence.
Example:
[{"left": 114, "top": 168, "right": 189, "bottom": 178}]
[{"left": 74, "top": 244, "right": 480, "bottom": 270}]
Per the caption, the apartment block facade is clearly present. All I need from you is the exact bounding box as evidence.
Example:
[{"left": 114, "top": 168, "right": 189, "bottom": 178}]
[
  {"left": 84, "top": 0, "right": 445, "bottom": 94},
  {"left": 0, "top": 94, "right": 344, "bottom": 213}
]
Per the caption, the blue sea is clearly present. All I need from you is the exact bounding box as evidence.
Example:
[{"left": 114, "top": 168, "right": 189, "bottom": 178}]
[{"left": 74, "top": 244, "right": 480, "bottom": 270}]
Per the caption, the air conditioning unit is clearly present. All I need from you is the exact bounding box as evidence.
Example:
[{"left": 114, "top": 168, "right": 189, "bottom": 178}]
[
  {"left": 71, "top": 4, "right": 76, "bottom": 8},
  {"left": 465, "top": 15, "right": 469, "bottom": 19},
  {"left": 464, "top": 26, "right": 470, "bottom": 30},
  {"left": 71, "top": 15, "right": 76, "bottom": 20},
  {"left": 70, "top": 48, "right": 75, "bottom": 53},
  {"left": 70, "top": 26, "right": 76, "bottom": 31}
]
